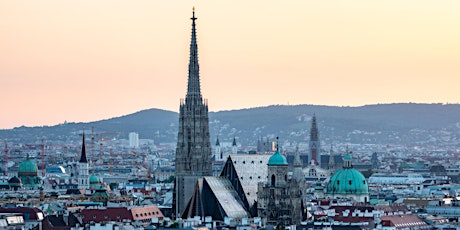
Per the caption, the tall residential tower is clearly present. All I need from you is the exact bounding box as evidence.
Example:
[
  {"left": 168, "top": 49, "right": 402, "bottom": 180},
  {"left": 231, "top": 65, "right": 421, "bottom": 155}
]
[{"left": 174, "top": 9, "right": 212, "bottom": 217}]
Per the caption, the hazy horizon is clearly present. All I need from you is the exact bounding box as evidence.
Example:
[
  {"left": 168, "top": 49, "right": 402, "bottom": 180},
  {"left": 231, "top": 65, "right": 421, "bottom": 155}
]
[
  {"left": 1, "top": 1, "right": 459, "bottom": 129},
  {"left": 3, "top": 102, "right": 459, "bottom": 129}
]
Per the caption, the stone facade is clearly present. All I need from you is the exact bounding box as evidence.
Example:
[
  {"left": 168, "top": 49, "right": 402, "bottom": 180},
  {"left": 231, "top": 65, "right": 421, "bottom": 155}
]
[{"left": 257, "top": 148, "right": 305, "bottom": 226}]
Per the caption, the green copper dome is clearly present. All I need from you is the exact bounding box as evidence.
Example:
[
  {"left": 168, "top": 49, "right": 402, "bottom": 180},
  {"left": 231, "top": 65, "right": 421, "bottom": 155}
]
[
  {"left": 89, "top": 175, "right": 99, "bottom": 183},
  {"left": 268, "top": 150, "right": 288, "bottom": 166},
  {"left": 343, "top": 153, "right": 352, "bottom": 160},
  {"left": 18, "top": 157, "right": 41, "bottom": 187},
  {"left": 89, "top": 175, "right": 100, "bottom": 189},
  {"left": 327, "top": 168, "right": 368, "bottom": 195},
  {"left": 18, "top": 159, "right": 38, "bottom": 176}
]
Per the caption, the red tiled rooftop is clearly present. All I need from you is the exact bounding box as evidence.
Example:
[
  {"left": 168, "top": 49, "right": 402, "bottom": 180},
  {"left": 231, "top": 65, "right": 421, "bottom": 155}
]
[{"left": 381, "top": 214, "right": 428, "bottom": 229}]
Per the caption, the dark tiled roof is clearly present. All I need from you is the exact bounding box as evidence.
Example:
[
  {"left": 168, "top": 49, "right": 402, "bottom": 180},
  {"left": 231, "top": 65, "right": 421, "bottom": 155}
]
[
  {"left": 42, "top": 213, "right": 81, "bottom": 229},
  {"left": 374, "top": 205, "right": 409, "bottom": 213},
  {"left": 0, "top": 207, "right": 44, "bottom": 221},
  {"left": 332, "top": 205, "right": 374, "bottom": 213},
  {"left": 80, "top": 207, "right": 131, "bottom": 224},
  {"left": 80, "top": 206, "right": 164, "bottom": 224}
]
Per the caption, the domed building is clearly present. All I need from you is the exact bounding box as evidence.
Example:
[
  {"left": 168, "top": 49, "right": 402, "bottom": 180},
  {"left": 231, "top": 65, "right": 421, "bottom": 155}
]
[
  {"left": 18, "top": 155, "right": 41, "bottom": 188},
  {"left": 267, "top": 150, "right": 288, "bottom": 166},
  {"left": 326, "top": 151, "right": 369, "bottom": 203},
  {"left": 89, "top": 175, "right": 101, "bottom": 190}
]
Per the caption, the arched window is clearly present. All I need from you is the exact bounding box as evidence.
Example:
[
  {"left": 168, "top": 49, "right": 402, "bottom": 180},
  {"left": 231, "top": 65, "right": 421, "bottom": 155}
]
[{"left": 271, "top": 174, "right": 276, "bottom": 186}]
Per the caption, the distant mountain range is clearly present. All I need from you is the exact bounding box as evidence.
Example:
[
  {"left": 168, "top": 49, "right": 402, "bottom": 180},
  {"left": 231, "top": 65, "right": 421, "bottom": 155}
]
[{"left": 1, "top": 103, "right": 460, "bottom": 148}]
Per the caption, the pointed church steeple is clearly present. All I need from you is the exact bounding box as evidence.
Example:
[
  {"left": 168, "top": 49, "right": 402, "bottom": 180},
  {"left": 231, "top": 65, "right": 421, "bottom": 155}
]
[
  {"left": 232, "top": 136, "right": 237, "bottom": 154},
  {"left": 78, "top": 133, "right": 89, "bottom": 189},
  {"left": 186, "top": 7, "right": 202, "bottom": 106},
  {"left": 79, "top": 133, "right": 88, "bottom": 163}
]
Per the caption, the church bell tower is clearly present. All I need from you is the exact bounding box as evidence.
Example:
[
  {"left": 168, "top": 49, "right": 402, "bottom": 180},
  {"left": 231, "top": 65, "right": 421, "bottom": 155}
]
[{"left": 174, "top": 8, "right": 213, "bottom": 218}]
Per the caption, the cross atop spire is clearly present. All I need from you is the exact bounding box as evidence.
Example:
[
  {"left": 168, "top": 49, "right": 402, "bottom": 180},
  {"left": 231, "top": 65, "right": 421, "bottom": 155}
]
[
  {"left": 191, "top": 7, "right": 197, "bottom": 22},
  {"left": 185, "top": 7, "right": 202, "bottom": 106}
]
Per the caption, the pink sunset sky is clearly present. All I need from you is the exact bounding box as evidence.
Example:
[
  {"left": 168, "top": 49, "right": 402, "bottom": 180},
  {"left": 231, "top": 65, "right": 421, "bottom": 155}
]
[{"left": 1, "top": 1, "right": 459, "bottom": 129}]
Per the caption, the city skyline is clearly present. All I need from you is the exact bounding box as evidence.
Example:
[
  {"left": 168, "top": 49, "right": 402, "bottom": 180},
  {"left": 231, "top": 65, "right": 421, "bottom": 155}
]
[{"left": 1, "top": 1, "right": 459, "bottom": 129}]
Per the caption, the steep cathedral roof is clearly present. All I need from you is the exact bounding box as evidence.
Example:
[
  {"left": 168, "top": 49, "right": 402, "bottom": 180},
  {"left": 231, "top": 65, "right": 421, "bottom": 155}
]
[
  {"left": 220, "top": 154, "right": 271, "bottom": 209},
  {"left": 182, "top": 177, "right": 249, "bottom": 220}
]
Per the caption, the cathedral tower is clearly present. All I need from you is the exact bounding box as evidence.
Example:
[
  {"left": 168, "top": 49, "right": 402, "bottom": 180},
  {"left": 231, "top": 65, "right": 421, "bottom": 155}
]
[
  {"left": 78, "top": 134, "right": 89, "bottom": 190},
  {"left": 174, "top": 9, "right": 212, "bottom": 218},
  {"left": 308, "top": 114, "right": 321, "bottom": 165}
]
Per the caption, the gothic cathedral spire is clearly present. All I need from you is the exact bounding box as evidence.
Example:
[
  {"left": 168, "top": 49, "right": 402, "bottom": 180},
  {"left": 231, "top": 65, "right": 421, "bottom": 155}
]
[{"left": 174, "top": 8, "right": 212, "bottom": 218}]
